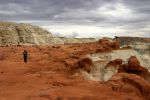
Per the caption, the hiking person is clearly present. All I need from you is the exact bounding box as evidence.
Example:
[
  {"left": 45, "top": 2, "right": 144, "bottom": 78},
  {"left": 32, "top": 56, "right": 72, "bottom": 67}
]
[{"left": 23, "top": 50, "right": 28, "bottom": 63}]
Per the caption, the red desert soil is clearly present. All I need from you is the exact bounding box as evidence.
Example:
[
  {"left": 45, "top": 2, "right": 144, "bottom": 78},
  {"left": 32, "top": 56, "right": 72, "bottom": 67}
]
[{"left": 0, "top": 40, "right": 149, "bottom": 100}]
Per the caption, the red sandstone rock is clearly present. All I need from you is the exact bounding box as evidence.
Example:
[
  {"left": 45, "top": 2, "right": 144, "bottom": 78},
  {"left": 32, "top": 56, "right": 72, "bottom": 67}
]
[
  {"left": 2, "top": 40, "right": 150, "bottom": 100},
  {"left": 128, "top": 56, "right": 140, "bottom": 67},
  {"left": 111, "top": 73, "right": 150, "bottom": 100},
  {"left": 65, "top": 57, "right": 93, "bottom": 73},
  {"left": 78, "top": 57, "right": 93, "bottom": 72},
  {"left": 64, "top": 39, "right": 121, "bottom": 74},
  {"left": 64, "top": 58, "right": 79, "bottom": 74},
  {"left": 96, "top": 46, "right": 105, "bottom": 52},
  {"left": 109, "top": 41, "right": 120, "bottom": 49},
  {"left": 98, "top": 39, "right": 109, "bottom": 44},
  {"left": 106, "top": 59, "right": 123, "bottom": 67},
  {"left": 98, "top": 39, "right": 120, "bottom": 50},
  {"left": 118, "top": 56, "right": 149, "bottom": 80}
]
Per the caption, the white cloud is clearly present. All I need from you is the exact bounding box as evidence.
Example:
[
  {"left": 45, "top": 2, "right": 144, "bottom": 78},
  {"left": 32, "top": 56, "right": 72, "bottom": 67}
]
[
  {"left": 41, "top": 25, "right": 125, "bottom": 38},
  {"left": 100, "top": 3, "right": 133, "bottom": 18}
]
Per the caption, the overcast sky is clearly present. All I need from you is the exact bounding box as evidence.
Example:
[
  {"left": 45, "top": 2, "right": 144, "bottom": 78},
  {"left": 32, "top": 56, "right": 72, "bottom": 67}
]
[{"left": 0, "top": 0, "right": 150, "bottom": 38}]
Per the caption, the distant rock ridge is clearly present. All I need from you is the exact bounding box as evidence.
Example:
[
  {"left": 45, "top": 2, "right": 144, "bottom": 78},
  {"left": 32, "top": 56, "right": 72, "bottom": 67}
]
[
  {"left": 115, "top": 36, "right": 150, "bottom": 45},
  {"left": 0, "top": 22, "right": 98, "bottom": 46},
  {"left": 0, "top": 22, "right": 52, "bottom": 45},
  {"left": 116, "top": 36, "right": 150, "bottom": 57}
]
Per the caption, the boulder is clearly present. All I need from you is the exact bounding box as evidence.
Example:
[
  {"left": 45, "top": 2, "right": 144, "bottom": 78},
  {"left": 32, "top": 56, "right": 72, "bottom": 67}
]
[
  {"left": 128, "top": 56, "right": 140, "bottom": 68},
  {"left": 78, "top": 57, "right": 93, "bottom": 72}
]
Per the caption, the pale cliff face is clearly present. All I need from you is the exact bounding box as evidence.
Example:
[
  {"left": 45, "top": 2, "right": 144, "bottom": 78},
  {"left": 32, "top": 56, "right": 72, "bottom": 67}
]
[
  {"left": 0, "top": 22, "right": 98, "bottom": 45},
  {"left": 0, "top": 22, "right": 52, "bottom": 45}
]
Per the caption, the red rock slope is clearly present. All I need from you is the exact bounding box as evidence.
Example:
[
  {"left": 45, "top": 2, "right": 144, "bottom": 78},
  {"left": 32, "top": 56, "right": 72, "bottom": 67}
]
[{"left": 0, "top": 39, "right": 149, "bottom": 100}]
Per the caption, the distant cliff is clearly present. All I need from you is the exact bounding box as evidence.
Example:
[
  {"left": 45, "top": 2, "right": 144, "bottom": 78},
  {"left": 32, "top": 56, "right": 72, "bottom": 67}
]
[
  {"left": 116, "top": 37, "right": 150, "bottom": 45},
  {"left": 50, "top": 37, "right": 98, "bottom": 44},
  {"left": 116, "top": 37, "right": 150, "bottom": 55},
  {"left": 0, "top": 22, "right": 98, "bottom": 46},
  {"left": 0, "top": 22, "right": 52, "bottom": 45}
]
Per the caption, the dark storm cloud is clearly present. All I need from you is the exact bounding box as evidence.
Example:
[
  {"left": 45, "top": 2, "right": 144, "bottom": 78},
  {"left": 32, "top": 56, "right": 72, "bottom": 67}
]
[
  {"left": 0, "top": 0, "right": 117, "bottom": 21},
  {"left": 121, "top": 0, "right": 150, "bottom": 12},
  {"left": 0, "top": 0, "right": 150, "bottom": 37}
]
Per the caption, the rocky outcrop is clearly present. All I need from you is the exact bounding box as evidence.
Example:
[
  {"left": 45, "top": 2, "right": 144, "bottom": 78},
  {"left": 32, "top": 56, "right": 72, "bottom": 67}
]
[
  {"left": 111, "top": 73, "right": 150, "bottom": 100},
  {"left": 116, "top": 37, "right": 150, "bottom": 57},
  {"left": 106, "top": 59, "right": 123, "bottom": 67},
  {"left": 0, "top": 22, "right": 98, "bottom": 46},
  {"left": 63, "top": 44, "right": 150, "bottom": 100},
  {"left": 115, "top": 37, "right": 150, "bottom": 45},
  {"left": 128, "top": 56, "right": 140, "bottom": 67},
  {"left": 104, "top": 56, "right": 150, "bottom": 99},
  {"left": 78, "top": 57, "right": 93, "bottom": 72},
  {"left": 47, "top": 37, "right": 98, "bottom": 45},
  {"left": 98, "top": 39, "right": 120, "bottom": 50},
  {"left": 0, "top": 22, "right": 52, "bottom": 45},
  {"left": 118, "top": 56, "right": 149, "bottom": 78},
  {"left": 104, "top": 56, "right": 150, "bottom": 80},
  {"left": 64, "top": 39, "right": 121, "bottom": 74},
  {"left": 65, "top": 57, "right": 94, "bottom": 74}
]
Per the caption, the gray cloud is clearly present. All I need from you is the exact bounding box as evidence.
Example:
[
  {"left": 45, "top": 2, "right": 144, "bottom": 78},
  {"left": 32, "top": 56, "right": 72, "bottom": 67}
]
[
  {"left": 0, "top": 0, "right": 149, "bottom": 37},
  {"left": 0, "top": 0, "right": 118, "bottom": 21}
]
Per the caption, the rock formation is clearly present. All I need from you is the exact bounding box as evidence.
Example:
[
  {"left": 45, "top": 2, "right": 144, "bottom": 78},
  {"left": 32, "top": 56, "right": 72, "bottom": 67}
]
[
  {"left": 0, "top": 36, "right": 150, "bottom": 100},
  {"left": 106, "top": 59, "right": 123, "bottom": 67},
  {"left": 103, "top": 55, "right": 150, "bottom": 99},
  {"left": 78, "top": 57, "right": 93, "bottom": 72},
  {"left": 0, "top": 22, "right": 52, "bottom": 45},
  {"left": 0, "top": 22, "right": 98, "bottom": 46},
  {"left": 116, "top": 37, "right": 150, "bottom": 57},
  {"left": 64, "top": 39, "right": 120, "bottom": 74},
  {"left": 118, "top": 56, "right": 150, "bottom": 81},
  {"left": 111, "top": 73, "right": 150, "bottom": 100},
  {"left": 99, "top": 39, "right": 120, "bottom": 50},
  {"left": 103, "top": 56, "right": 150, "bottom": 80}
]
